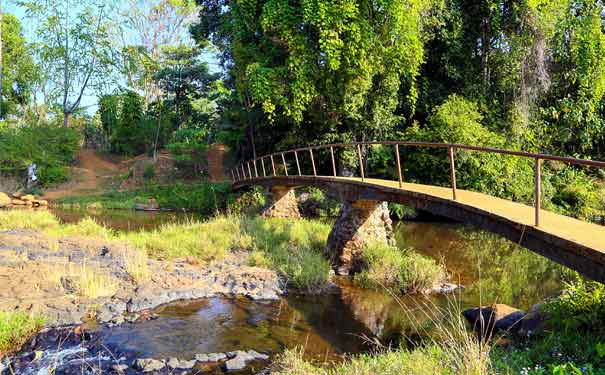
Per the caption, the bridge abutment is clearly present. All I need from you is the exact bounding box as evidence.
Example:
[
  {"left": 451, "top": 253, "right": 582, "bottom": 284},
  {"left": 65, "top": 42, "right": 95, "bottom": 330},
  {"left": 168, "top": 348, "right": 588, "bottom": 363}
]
[
  {"left": 326, "top": 200, "right": 395, "bottom": 275},
  {"left": 262, "top": 186, "right": 301, "bottom": 219}
]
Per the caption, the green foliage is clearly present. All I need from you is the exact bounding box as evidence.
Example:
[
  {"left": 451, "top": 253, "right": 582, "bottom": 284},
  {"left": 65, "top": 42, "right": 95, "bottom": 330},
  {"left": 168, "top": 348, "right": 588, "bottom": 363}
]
[
  {"left": 227, "top": 186, "right": 267, "bottom": 216},
  {"left": 544, "top": 278, "right": 605, "bottom": 335},
  {"left": 356, "top": 243, "right": 444, "bottom": 294},
  {"left": 0, "top": 124, "right": 79, "bottom": 186},
  {"left": 0, "top": 14, "right": 38, "bottom": 116},
  {"left": 143, "top": 164, "right": 156, "bottom": 180},
  {"left": 297, "top": 187, "right": 341, "bottom": 217},
  {"left": 405, "top": 95, "right": 535, "bottom": 204},
  {"left": 55, "top": 182, "right": 232, "bottom": 213},
  {"left": 0, "top": 311, "right": 45, "bottom": 354}
]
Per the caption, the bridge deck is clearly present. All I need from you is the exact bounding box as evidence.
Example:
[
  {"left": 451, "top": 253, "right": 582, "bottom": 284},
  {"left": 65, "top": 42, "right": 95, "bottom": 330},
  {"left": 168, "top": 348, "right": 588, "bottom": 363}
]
[{"left": 330, "top": 176, "right": 605, "bottom": 253}]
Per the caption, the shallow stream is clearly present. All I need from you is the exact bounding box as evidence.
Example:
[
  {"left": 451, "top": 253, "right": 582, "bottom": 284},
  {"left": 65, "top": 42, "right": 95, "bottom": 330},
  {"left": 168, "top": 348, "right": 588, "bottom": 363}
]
[{"left": 38, "top": 208, "right": 567, "bottom": 372}]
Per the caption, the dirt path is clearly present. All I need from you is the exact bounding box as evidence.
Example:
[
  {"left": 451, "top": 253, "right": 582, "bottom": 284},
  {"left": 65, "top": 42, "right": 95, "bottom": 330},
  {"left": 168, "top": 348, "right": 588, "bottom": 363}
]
[{"left": 42, "top": 149, "right": 123, "bottom": 201}]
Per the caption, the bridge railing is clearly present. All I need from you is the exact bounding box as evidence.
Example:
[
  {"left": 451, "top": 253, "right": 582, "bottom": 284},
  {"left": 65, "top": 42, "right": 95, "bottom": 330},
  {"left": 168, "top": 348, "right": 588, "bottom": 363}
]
[{"left": 229, "top": 141, "right": 605, "bottom": 227}]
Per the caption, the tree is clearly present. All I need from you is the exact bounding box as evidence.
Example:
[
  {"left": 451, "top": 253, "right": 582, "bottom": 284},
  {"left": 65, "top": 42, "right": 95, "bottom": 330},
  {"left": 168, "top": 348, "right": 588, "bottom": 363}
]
[
  {"left": 0, "top": 13, "right": 38, "bottom": 117},
  {"left": 192, "top": 0, "right": 428, "bottom": 160},
  {"left": 118, "top": 0, "right": 198, "bottom": 106},
  {"left": 19, "top": 0, "right": 118, "bottom": 127},
  {"left": 154, "top": 45, "right": 216, "bottom": 128}
]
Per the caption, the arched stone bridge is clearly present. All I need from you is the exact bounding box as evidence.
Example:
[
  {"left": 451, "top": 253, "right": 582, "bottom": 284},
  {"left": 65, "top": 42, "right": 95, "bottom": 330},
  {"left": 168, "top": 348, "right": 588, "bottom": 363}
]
[{"left": 230, "top": 142, "right": 605, "bottom": 282}]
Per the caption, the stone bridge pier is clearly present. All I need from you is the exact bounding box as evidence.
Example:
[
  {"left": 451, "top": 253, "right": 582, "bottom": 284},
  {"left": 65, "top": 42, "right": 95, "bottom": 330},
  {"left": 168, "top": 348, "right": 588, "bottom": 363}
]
[
  {"left": 326, "top": 200, "right": 395, "bottom": 275},
  {"left": 262, "top": 186, "right": 301, "bottom": 219}
]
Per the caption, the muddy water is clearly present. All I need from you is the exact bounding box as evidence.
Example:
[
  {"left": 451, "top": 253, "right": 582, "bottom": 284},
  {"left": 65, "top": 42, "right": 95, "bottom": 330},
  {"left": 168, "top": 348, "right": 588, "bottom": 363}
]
[{"left": 48, "top": 209, "right": 566, "bottom": 365}]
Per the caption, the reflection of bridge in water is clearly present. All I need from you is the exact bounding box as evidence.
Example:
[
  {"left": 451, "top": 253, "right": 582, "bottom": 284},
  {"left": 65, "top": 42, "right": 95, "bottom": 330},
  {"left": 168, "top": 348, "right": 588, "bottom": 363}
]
[{"left": 231, "top": 142, "right": 605, "bottom": 282}]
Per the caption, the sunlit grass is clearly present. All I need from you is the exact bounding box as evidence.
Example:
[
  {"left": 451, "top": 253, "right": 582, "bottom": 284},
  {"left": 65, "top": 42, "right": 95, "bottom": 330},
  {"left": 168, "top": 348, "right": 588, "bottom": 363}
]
[
  {"left": 0, "top": 311, "right": 45, "bottom": 355},
  {"left": 41, "top": 262, "right": 118, "bottom": 299},
  {"left": 123, "top": 248, "right": 151, "bottom": 283},
  {"left": 0, "top": 209, "right": 59, "bottom": 231},
  {"left": 356, "top": 242, "right": 445, "bottom": 293}
]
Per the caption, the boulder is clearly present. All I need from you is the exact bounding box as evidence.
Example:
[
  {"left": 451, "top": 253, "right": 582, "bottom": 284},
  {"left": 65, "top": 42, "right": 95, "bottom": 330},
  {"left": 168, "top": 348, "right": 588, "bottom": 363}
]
[
  {"left": 21, "top": 194, "right": 35, "bottom": 202},
  {"left": 224, "top": 356, "right": 247, "bottom": 371},
  {"left": 166, "top": 357, "right": 196, "bottom": 369},
  {"left": 11, "top": 199, "right": 26, "bottom": 206},
  {"left": 0, "top": 192, "right": 11, "bottom": 206},
  {"left": 12, "top": 192, "right": 23, "bottom": 198},
  {"left": 463, "top": 304, "right": 526, "bottom": 335},
  {"left": 133, "top": 358, "right": 165, "bottom": 372}
]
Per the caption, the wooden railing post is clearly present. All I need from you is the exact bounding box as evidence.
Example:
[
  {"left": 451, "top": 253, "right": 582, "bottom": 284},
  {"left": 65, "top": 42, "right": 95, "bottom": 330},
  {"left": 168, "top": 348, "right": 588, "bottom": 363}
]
[
  {"left": 247, "top": 162, "right": 253, "bottom": 179},
  {"left": 294, "top": 151, "right": 301, "bottom": 176},
  {"left": 535, "top": 158, "right": 542, "bottom": 227},
  {"left": 270, "top": 155, "right": 276, "bottom": 176},
  {"left": 253, "top": 160, "right": 258, "bottom": 178},
  {"left": 395, "top": 144, "right": 403, "bottom": 188},
  {"left": 261, "top": 157, "right": 266, "bottom": 177},
  {"left": 448, "top": 146, "right": 457, "bottom": 200},
  {"left": 357, "top": 144, "right": 365, "bottom": 181},
  {"left": 231, "top": 170, "right": 235, "bottom": 182},
  {"left": 241, "top": 164, "right": 246, "bottom": 180},
  {"left": 310, "top": 148, "right": 317, "bottom": 176},
  {"left": 281, "top": 153, "right": 288, "bottom": 176},
  {"left": 330, "top": 146, "right": 337, "bottom": 177}
]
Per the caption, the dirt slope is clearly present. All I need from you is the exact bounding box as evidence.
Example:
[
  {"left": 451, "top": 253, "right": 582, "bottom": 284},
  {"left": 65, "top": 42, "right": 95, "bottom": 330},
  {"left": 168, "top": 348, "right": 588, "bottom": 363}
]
[{"left": 42, "top": 149, "right": 124, "bottom": 201}]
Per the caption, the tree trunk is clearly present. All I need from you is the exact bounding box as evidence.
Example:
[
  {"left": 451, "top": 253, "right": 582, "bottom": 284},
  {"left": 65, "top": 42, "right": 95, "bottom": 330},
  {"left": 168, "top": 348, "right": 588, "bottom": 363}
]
[{"left": 63, "top": 111, "right": 70, "bottom": 128}]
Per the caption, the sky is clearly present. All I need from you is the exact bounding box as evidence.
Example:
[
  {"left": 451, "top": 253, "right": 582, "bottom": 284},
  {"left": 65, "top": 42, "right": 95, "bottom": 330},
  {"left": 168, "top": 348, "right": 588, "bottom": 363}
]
[{"left": 8, "top": 0, "right": 221, "bottom": 115}]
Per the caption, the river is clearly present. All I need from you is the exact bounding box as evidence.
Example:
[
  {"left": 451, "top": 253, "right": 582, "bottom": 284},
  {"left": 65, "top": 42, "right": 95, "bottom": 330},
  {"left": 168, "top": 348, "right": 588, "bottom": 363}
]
[{"left": 43, "top": 208, "right": 566, "bottom": 372}]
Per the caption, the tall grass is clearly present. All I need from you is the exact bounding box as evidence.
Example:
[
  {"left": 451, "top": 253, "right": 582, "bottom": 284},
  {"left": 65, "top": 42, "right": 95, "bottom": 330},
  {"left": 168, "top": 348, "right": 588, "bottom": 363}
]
[
  {"left": 0, "top": 210, "right": 335, "bottom": 292},
  {"left": 270, "top": 294, "right": 493, "bottom": 375},
  {"left": 41, "top": 262, "right": 118, "bottom": 298},
  {"left": 0, "top": 311, "right": 45, "bottom": 355},
  {"left": 356, "top": 242, "right": 445, "bottom": 293}
]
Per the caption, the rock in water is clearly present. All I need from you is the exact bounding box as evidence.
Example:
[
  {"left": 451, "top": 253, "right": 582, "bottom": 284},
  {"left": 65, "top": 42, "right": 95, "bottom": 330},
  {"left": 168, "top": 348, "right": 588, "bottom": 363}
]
[
  {"left": 133, "top": 358, "right": 165, "bottom": 372},
  {"left": 224, "top": 355, "right": 247, "bottom": 371},
  {"left": 463, "top": 304, "right": 526, "bottom": 334},
  {"left": 166, "top": 357, "right": 196, "bottom": 369}
]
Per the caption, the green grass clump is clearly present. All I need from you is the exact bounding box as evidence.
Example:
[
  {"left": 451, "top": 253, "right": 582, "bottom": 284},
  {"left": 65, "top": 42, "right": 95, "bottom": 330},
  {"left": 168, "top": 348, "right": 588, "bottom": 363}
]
[
  {"left": 0, "top": 311, "right": 45, "bottom": 354},
  {"left": 0, "top": 210, "right": 60, "bottom": 231},
  {"left": 243, "top": 218, "right": 332, "bottom": 293},
  {"left": 356, "top": 242, "right": 444, "bottom": 293},
  {"left": 121, "top": 216, "right": 251, "bottom": 261},
  {"left": 271, "top": 347, "right": 447, "bottom": 375}
]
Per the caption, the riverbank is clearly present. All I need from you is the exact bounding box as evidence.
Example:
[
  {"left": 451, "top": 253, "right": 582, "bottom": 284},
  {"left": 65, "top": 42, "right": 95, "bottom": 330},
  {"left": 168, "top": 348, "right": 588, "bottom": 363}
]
[
  {"left": 1, "top": 209, "right": 595, "bottom": 374},
  {"left": 51, "top": 182, "right": 233, "bottom": 213}
]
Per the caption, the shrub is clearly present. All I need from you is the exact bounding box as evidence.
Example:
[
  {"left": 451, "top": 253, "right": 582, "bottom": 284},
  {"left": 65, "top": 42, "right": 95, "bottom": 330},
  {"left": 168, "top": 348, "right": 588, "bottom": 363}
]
[
  {"left": 404, "top": 95, "right": 535, "bottom": 204},
  {"left": 227, "top": 186, "right": 267, "bottom": 215},
  {"left": 143, "top": 164, "right": 156, "bottom": 180},
  {"left": 37, "top": 165, "right": 70, "bottom": 185},
  {"left": 0, "top": 123, "right": 79, "bottom": 187},
  {"left": 356, "top": 243, "right": 444, "bottom": 293}
]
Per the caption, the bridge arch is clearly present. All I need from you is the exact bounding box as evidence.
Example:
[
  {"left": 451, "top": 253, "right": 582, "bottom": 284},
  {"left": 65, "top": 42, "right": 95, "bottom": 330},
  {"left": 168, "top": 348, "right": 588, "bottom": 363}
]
[{"left": 232, "top": 142, "right": 605, "bottom": 282}]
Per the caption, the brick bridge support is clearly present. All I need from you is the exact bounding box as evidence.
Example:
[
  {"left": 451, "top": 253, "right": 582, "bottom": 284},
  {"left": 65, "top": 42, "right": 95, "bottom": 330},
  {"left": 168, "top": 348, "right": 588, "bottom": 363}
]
[
  {"left": 326, "top": 200, "right": 395, "bottom": 275},
  {"left": 262, "top": 186, "right": 301, "bottom": 218}
]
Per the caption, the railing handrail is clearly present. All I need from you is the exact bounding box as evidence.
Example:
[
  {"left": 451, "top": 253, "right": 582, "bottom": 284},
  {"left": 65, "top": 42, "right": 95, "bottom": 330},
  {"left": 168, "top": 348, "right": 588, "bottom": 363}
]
[
  {"left": 243, "top": 141, "right": 605, "bottom": 169},
  {"left": 230, "top": 141, "right": 605, "bottom": 227}
]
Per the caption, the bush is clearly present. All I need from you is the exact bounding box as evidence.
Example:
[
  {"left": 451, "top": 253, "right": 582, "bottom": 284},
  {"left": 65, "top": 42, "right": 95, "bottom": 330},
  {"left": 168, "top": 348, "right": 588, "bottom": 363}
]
[
  {"left": 227, "top": 186, "right": 267, "bottom": 215},
  {"left": 404, "top": 95, "right": 535, "bottom": 204},
  {"left": 356, "top": 243, "right": 444, "bottom": 293},
  {"left": 37, "top": 165, "right": 70, "bottom": 185},
  {"left": 0, "top": 123, "right": 79, "bottom": 187}
]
